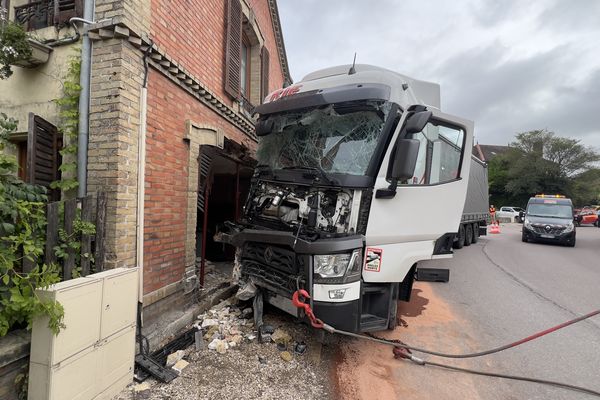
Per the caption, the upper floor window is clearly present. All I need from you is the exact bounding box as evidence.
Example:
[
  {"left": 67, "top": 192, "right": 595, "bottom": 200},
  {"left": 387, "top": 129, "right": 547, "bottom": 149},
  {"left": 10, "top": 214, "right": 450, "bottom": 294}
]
[
  {"left": 13, "top": 0, "right": 82, "bottom": 31},
  {"left": 400, "top": 121, "right": 465, "bottom": 185},
  {"left": 224, "top": 0, "right": 270, "bottom": 110},
  {"left": 240, "top": 35, "right": 250, "bottom": 99}
]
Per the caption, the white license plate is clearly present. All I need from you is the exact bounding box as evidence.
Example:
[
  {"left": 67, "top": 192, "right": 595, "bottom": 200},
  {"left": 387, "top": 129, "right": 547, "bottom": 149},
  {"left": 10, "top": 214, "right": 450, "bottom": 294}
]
[{"left": 541, "top": 234, "right": 554, "bottom": 239}]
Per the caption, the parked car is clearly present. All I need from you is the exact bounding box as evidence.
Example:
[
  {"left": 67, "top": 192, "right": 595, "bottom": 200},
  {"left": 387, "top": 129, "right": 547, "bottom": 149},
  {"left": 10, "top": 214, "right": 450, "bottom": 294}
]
[
  {"left": 496, "top": 206, "right": 525, "bottom": 222},
  {"left": 574, "top": 207, "right": 599, "bottom": 226}
]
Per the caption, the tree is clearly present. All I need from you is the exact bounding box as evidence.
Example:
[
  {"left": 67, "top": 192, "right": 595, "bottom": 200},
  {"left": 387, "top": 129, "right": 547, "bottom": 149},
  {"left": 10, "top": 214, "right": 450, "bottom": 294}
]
[{"left": 489, "top": 130, "right": 600, "bottom": 207}]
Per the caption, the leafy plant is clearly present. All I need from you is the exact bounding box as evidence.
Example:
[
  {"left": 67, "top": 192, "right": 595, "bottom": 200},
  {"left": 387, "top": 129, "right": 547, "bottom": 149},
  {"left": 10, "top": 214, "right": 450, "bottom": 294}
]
[
  {"left": 54, "top": 217, "right": 96, "bottom": 278},
  {"left": 0, "top": 7, "right": 32, "bottom": 79},
  {"left": 51, "top": 54, "right": 81, "bottom": 195},
  {"left": 0, "top": 113, "right": 65, "bottom": 336}
]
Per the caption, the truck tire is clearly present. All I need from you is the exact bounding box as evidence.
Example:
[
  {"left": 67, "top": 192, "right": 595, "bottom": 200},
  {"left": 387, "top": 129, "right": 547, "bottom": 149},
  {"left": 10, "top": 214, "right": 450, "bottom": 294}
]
[
  {"left": 471, "top": 223, "right": 479, "bottom": 243},
  {"left": 453, "top": 224, "right": 465, "bottom": 249},
  {"left": 464, "top": 224, "right": 473, "bottom": 246}
]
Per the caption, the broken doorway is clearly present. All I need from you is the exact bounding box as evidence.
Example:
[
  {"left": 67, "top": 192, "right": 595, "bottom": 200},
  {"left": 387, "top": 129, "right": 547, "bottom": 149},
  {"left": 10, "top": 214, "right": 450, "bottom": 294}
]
[{"left": 196, "top": 139, "right": 254, "bottom": 286}]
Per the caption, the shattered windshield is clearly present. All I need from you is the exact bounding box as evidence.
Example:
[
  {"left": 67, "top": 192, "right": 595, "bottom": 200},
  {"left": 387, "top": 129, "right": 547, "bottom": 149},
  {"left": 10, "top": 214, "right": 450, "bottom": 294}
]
[{"left": 256, "top": 101, "right": 391, "bottom": 176}]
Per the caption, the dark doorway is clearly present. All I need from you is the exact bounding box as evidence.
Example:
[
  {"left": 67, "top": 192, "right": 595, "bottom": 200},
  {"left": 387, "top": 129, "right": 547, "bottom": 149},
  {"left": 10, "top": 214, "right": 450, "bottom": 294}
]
[{"left": 196, "top": 139, "right": 254, "bottom": 285}]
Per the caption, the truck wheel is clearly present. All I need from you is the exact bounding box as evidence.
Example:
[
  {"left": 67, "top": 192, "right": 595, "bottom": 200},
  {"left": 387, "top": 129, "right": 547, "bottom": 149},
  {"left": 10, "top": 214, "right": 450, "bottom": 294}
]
[
  {"left": 464, "top": 224, "right": 473, "bottom": 246},
  {"left": 471, "top": 223, "right": 479, "bottom": 243},
  {"left": 453, "top": 224, "right": 465, "bottom": 249},
  {"left": 522, "top": 233, "right": 528, "bottom": 242}
]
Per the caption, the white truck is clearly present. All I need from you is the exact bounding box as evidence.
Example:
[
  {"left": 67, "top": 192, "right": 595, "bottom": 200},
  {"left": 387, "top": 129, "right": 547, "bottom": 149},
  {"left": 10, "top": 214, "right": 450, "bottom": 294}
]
[{"left": 221, "top": 65, "right": 474, "bottom": 332}]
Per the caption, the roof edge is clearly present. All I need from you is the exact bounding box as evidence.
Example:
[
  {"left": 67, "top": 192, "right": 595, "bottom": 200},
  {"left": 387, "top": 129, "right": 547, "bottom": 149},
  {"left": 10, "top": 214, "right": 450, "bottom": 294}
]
[{"left": 267, "top": 0, "right": 292, "bottom": 86}]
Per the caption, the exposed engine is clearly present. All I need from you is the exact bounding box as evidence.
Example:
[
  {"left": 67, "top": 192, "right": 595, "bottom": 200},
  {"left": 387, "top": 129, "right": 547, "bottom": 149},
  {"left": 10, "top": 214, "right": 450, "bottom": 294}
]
[{"left": 245, "top": 181, "right": 363, "bottom": 236}]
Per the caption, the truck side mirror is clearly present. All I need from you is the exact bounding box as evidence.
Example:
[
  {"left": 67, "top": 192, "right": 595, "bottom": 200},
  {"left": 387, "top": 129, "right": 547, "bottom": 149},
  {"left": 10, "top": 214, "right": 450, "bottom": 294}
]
[
  {"left": 404, "top": 110, "right": 432, "bottom": 134},
  {"left": 390, "top": 138, "right": 420, "bottom": 181},
  {"left": 256, "top": 119, "right": 273, "bottom": 136},
  {"left": 377, "top": 139, "right": 421, "bottom": 199}
]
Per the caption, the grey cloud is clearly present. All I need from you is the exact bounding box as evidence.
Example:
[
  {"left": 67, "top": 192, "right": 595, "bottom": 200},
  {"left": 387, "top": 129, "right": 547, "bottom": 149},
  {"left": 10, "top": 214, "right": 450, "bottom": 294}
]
[{"left": 278, "top": 0, "right": 600, "bottom": 149}]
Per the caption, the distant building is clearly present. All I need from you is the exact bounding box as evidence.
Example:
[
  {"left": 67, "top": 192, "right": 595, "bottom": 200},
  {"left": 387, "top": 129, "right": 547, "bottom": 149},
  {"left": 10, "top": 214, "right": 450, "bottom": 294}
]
[{"left": 473, "top": 143, "right": 511, "bottom": 163}]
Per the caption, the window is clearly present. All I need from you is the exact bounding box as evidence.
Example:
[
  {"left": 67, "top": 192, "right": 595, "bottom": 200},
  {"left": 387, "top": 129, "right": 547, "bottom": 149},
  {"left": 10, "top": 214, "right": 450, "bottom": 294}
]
[
  {"left": 26, "top": 113, "right": 62, "bottom": 200},
  {"left": 14, "top": 0, "right": 83, "bottom": 31},
  {"left": 224, "top": 0, "right": 269, "bottom": 106},
  {"left": 240, "top": 35, "right": 251, "bottom": 99},
  {"left": 400, "top": 121, "right": 464, "bottom": 185}
]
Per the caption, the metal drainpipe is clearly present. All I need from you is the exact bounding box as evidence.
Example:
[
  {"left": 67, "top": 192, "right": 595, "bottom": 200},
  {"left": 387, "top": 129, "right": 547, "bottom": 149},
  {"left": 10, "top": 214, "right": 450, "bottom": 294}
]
[
  {"left": 137, "top": 43, "right": 153, "bottom": 304},
  {"left": 76, "top": 0, "right": 95, "bottom": 198}
]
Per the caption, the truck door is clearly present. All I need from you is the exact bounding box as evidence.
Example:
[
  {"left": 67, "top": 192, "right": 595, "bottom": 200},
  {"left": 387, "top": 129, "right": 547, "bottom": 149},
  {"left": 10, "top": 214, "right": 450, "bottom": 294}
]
[{"left": 364, "top": 109, "right": 473, "bottom": 283}]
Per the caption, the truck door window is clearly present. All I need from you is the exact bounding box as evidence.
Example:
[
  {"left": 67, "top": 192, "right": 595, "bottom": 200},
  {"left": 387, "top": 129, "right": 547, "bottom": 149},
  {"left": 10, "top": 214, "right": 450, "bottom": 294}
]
[{"left": 400, "top": 122, "right": 465, "bottom": 185}]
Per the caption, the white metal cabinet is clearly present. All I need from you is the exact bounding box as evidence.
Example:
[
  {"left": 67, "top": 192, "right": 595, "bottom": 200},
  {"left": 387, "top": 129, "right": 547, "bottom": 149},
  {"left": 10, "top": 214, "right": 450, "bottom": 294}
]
[
  {"left": 29, "top": 277, "right": 103, "bottom": 367},
  {"left": 95, "top": 325, "right": 136, "bottom": 398},
  {"left": 94, "top": 268, "right": 138, "bottom": 339},
  {"left": 29, "top": 344, "right": 98, "bottom": 400},
  {"left": 28, "top": 268, "right": 138, "bottom": 400}
]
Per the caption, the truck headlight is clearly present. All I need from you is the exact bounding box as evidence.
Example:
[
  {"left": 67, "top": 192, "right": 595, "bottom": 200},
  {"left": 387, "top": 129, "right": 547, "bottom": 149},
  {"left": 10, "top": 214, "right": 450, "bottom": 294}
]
[
  {"left": 524, "top": 219, "right": 533, "bottom": 229},
  {"left": 314, "top": 250, "right": 362, "bottom": 280}
]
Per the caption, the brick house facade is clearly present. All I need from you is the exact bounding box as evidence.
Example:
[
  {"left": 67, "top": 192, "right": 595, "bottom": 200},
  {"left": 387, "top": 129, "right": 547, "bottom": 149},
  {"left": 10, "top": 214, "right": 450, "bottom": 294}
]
[{"left": 85, "top": 0, "right": 291, "bottom": 331}]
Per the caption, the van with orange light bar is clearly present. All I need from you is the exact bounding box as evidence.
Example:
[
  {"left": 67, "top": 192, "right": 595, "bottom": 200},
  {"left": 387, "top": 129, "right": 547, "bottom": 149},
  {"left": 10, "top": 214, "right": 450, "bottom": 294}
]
[{"left": 522, "top": 195, "right": 576, "bottom": 247}]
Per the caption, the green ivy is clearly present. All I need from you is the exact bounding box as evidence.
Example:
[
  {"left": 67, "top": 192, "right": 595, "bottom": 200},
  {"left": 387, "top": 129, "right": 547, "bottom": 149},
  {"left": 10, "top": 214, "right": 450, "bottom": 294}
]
[
  {"left": 51, "top": 54, "right": 81, "bottom": 194},
  {"left": 0, "top": 114, "right": 65, "bottom": 337},
  {"left": 54, "top": 217, "right": 96, "bottom": 278},
  {"left": 0, "top": 9, "right": 33, "bottom": 80}
]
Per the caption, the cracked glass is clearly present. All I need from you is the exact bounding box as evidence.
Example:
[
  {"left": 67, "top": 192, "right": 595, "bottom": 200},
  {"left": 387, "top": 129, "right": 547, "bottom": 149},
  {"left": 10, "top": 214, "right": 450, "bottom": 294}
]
[{"left": 256, "top": 101, "right": 391, "bottom": 176}]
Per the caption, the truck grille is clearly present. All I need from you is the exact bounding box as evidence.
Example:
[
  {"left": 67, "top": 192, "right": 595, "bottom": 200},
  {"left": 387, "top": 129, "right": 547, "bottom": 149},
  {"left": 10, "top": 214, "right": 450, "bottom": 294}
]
[
  {"left": 242, "top": 242, "right": 297, "bottom": 273},
  {"left": 241, "top": 242, "right": 305, "bottom": 295},
  {"left": 531, "top": 224, "right": 566, "bottom": 235}
]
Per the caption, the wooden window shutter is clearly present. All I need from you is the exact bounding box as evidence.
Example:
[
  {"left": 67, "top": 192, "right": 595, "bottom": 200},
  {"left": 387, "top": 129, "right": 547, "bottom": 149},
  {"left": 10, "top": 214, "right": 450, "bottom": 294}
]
[
  {"left": 224, "top": 0, "right": 243, "bottom": 99},
  {"left": 27, "top": 113, "right": 61, "bottom": 201},
  {"left": 52, "top": 0, "right": 83, "bottom": 26},
  {"left": 261, "top": 46, "right": 270, "bottom": 102}
]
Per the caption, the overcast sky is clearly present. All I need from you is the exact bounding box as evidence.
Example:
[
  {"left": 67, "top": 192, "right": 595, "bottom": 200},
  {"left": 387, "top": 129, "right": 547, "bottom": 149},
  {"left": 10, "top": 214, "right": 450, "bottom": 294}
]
[{"left": 278, "top": 0, "right": 600, "bottom": 149}]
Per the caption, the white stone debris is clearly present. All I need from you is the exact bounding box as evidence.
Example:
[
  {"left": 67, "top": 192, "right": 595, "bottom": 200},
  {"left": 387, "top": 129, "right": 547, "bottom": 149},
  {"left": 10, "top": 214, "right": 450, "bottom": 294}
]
[
  {"left": 201, "top": 318, "right": 219, "bottom": 328},
  {"left": 172, "top": 359, "right": 189, "bottom": 375},
  {"left": 166, "top": 350, "right": 185, "bottom": 368}
]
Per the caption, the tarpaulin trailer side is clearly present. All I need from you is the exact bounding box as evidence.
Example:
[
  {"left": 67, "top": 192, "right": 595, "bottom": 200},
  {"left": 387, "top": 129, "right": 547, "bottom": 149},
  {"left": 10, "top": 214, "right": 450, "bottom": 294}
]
[{"left": 454, "top": 155, "right": 489, "bottom": 249}]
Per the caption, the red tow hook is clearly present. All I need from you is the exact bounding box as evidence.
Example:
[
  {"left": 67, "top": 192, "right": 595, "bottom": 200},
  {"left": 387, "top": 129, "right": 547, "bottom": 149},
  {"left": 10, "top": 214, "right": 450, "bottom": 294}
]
[{"left": 292, "top": 289, "right": 325, "bottom": 329}]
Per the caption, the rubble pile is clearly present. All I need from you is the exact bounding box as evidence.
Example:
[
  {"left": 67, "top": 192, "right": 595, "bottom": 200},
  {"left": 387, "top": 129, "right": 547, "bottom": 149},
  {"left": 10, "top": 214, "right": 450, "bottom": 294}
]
[
  {"left": 117, "top": 297, "right": 332, "bottom": 400},
  {"left": 195, "top": 299, "right": 258, "bottom": 354}
]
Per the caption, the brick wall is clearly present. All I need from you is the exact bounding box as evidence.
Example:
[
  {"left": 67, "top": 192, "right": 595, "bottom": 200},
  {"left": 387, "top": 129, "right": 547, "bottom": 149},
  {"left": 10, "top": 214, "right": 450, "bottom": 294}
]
[
  {"left": 88, "top": 0, "right": 287, "bottom": 304},
  {"left": 143, "top": 70, "right": 249, "bottom": 294},
  {"left": 87, "top": 38, "right": 145, "bottom": 269},
  {"left": 150, "top": 0, "right": 286, "bottom": 103},
  {"left": 142, "top": 0, "right": 287, "bottom": 299}
]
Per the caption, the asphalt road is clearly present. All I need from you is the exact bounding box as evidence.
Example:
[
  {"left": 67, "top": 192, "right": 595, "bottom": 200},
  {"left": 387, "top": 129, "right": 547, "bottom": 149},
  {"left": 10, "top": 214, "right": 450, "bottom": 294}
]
[
  {"left": 413, "top": 222, "right": 600, "bottom": 399},
  {"left": 335, "top": 222, "right": 600, "bottom": 399}
]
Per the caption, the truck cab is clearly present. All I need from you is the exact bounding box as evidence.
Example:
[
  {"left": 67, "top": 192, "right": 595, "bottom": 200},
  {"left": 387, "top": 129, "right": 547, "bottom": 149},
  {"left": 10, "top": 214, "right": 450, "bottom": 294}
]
[{"left": 221, "top": 65, "right": 474, "bottom": 332}]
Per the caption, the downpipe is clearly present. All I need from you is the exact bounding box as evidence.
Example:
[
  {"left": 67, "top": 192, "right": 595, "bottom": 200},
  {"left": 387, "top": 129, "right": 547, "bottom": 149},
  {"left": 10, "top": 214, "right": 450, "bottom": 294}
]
[{"left": 75, "top": 0, "right": 96, "bottom": 198}]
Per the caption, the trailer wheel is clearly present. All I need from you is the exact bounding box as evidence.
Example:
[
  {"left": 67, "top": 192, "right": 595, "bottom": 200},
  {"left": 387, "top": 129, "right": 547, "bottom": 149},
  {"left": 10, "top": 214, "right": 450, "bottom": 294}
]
[
  {"left": 471, "top": 223, "right": 479, "bottom": 243},
  {"left": 453, "top": 224, "right": 465, "bottom": 249},
  {"left": 464, "top": 224, "right": 473, "bottom": 246}
]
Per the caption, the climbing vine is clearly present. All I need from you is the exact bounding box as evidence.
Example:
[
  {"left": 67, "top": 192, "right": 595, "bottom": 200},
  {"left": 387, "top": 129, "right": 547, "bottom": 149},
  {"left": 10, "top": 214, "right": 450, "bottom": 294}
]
[
  {"left": 0, "top": 7, "right": 32, "bottom": 80},
  {"left": 0, "top": 113, "right": 65, "bottom": 337},
  {"left": 51, "top": 54, "right": 81, "bottom": 195}
]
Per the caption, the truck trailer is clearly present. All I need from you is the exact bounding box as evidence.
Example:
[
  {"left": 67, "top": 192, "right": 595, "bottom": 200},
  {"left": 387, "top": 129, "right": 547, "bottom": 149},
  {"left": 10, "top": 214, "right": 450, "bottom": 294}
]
[
  {"left": 220, "top": 64, "right": 474, "bottom": 333},
  {"left": 452, "top": 156, "right": 489, "bottom": 249}
]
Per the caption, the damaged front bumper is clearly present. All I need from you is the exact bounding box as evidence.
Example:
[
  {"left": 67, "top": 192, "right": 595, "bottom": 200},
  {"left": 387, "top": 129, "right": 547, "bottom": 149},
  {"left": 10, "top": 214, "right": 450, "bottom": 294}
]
[{"left": 219, "top": 226, "right": 364, "bottom": 332}]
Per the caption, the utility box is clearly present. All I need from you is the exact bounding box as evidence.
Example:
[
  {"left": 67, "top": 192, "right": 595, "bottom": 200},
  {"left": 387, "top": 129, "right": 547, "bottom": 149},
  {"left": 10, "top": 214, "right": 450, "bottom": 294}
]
[{"left": 28, "top": 268, "right": 138, "bottom": 400}]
